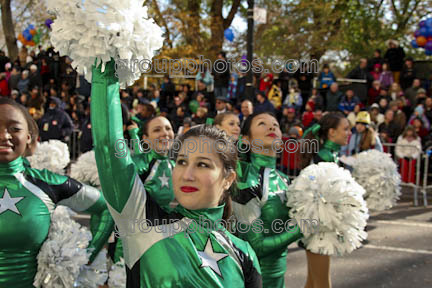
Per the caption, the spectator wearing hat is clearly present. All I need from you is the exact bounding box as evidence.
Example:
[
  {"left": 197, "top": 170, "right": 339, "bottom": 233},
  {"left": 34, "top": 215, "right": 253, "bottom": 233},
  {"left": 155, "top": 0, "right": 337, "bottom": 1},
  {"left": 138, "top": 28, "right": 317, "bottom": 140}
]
[
  {"left": 254, "top": 90, "right": 276, "bottom": 114},
  {"left": 342, "top": 111, "right": 383, "bottom": 155},
  {"left": 384, "top": 39, "right": 405, "bottom": 84},
  {"left": 414, "top": 88, "right": 427, "bottom": 107},
  {"left": 214, "top": 96, "right": 229, "bottom": 115},
  {"left": 339, "top": 89, "right": 360, "bottom": 116},
  {"left": 280, "top": 106, "right": 302, "bottom": 136},
  {"left": 395, "top": 125, "right": 422, "bottom": 183},
  {"left": 347, "top": 104, "right": 362, "bottom": 128},
  {"left": 38, "top": 96, "right": 74, "bottom": 142},
  {"left": 29, "top": 64, "right": 42, "bottom": 91},
  {"left": 369, "top": 103, "right": 385, "bottom": 128},
  {"left": 370, "top": 63, "right": 382, "bottom": 81},
  {"left": 400, "top": 57, "right": 417, "bottom": 90},
  {"left": 408, "top": 105, "right": 430, "bottom": 131}
]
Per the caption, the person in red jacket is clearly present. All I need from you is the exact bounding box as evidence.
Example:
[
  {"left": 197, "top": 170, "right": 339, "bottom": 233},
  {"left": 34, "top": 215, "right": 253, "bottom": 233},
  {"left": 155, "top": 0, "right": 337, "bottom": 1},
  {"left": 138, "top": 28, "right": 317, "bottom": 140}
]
[{"left": 0, "top": 72, "right": 10, "bottom": 97}]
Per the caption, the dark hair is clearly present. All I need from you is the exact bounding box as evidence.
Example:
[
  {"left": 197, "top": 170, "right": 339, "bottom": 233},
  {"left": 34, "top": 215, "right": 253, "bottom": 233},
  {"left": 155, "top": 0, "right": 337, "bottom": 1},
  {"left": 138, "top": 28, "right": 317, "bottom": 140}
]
[
  {"left": 218, "top": 51, "right": 226, "bottom": 58},
  {"left": 300, "top": 112, "right": 346, "bottom": 168},
  {"left": 142, "top": 116, "right": 172, "bottom": 136},
  {"left": 174, "top": 125, "right": 237, "bottom": 222},
  {"left": 241, "top": 111, "right": 276, "bottom": 137},
  {"left": 214, "top": 112, "right": 238, "bottom": 126},
  {"left": 0, "top": 98, "right": 35, "bottom": 139}
]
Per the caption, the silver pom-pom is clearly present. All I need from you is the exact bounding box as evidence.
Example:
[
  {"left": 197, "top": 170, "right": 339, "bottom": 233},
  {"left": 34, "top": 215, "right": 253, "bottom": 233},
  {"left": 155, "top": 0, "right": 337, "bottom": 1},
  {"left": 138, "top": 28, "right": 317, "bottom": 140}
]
[
  {"left": 33, "top": 206, "right": 91, "bottom": 288},
  {"left": 75, "top": 248, "right": 108, "bottom": 288},
  {"left": 70, "top": 151, "right": 100, "bottom": 188},
  {"left": 351, "top": 150, "right": 401, "bottom": 211},
  {"left": 27, "top": 140, "right": 70, "bottom": 174},
  {"left": 108, "top": 258, "right": 127, "bottom": 288},
  {"left": 46, "top": 0, "right": 164, "bottom": 88},
  {"left": 286, "top": 162, "right": 369, "bottom": 256}
]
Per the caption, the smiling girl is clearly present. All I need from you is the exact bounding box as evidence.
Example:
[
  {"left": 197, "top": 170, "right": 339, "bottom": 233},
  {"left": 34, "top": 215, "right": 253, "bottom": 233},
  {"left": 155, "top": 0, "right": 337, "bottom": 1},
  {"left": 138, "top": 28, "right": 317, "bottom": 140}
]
[{"left": 91, "top": 61, "right": 262, "bottom": 287}]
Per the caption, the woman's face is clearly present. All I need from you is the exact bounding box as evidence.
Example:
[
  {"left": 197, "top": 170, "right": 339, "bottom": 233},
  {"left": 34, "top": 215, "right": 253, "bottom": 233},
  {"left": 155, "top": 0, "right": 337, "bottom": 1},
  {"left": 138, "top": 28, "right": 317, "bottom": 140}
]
[
  {"left": 355, "top": 123, "right": 366, "bottom": 134},
  {"left": 329, "top": 118, "right": 351, "bottom": 146},
  {"left": 173, "top": 137, "right": 235, "bottom": 210},
  {"left": 0, "top": 104, "right": 31, "bottom": 163},
  {"left": 216, "top": 115, "right": 241, "bottom": 140},
  {"left": 245, "top": 113, "right": 282, "bottom": 154},
  {"left": 145, "top": 117, "right": 174, "bottom": 153}
]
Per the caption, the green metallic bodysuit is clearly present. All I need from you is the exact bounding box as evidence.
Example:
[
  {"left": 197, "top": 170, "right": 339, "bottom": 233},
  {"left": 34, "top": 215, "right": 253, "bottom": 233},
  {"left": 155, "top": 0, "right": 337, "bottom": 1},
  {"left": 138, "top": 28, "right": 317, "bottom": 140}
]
[
  {"left": 91, "top": 60, "right": 262, "bottom": 288},
  {"left": 314, "top": 140, "right": 341, "bottom": 164},
  {"left": 0, "top": 157, "right": 113, "bottom": 287},
  {"left": 232, "top": 153, "right": 303, "bottom": 288}
]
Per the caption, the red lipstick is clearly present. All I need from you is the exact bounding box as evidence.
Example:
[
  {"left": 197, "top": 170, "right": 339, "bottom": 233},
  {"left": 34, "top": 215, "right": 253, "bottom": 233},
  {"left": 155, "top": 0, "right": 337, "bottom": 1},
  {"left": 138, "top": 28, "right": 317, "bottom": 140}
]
[{"left": 181, "top": 186, "right": 198, "bottom": 193}]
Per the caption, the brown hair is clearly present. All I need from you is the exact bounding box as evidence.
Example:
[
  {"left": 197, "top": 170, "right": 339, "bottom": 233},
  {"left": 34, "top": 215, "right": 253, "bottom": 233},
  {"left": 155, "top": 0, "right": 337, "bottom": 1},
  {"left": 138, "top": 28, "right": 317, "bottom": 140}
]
[
  {"left": 214, "top": 112, "right": 238, "bottom": 126},
  {"left": 174, "top": 125, "right": 237, "bottom": 222},
  {"left": 300, "top": 112, "right": 346, "bottom": 168},
  {"left": 402, "top": 125, "right": 418, "bottom": 139}
]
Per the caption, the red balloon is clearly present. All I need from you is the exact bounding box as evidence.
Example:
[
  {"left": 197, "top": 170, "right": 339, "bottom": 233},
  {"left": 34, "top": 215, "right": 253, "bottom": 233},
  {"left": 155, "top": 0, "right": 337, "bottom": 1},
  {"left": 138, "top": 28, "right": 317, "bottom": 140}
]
[{"left": 416, "top": 36, "right": 427, "bottom": 47}]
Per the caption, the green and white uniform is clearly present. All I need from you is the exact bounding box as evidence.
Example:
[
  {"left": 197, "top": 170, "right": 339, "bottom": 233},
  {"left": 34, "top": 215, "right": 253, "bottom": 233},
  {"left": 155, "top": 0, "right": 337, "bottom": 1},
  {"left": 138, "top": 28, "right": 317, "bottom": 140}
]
[
  {"left": 91, "top": 61, "right": 262, "bottom": 288},
  {"left": 233, "top": 153, "right": 303, "bottom": 287},
  {"left": 0, "top": 157, "right": 114, "bottom": 287}
]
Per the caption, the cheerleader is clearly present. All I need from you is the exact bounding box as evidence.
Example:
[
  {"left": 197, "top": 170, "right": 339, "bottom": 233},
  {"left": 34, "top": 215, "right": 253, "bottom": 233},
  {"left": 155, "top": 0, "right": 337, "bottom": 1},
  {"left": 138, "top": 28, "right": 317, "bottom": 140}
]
[
  {"left": 91, "top": 61, "right": 262, "bottom": 287},
  {"left": 300, "top": 112, "right": 351, "bottom": 288},
  {"left": 0, "top": 98, "right": 113, "bottom": 287},
  {"left": 231, "top": 111, "right": 303, "bottom": 287}
]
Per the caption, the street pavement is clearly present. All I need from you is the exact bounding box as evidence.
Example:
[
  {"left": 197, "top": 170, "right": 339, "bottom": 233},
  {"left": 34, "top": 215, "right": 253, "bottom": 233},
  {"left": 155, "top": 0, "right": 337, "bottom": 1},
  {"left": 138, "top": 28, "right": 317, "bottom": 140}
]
[{"left": 284, "top": 187, "right": 432, "bottom": 288}]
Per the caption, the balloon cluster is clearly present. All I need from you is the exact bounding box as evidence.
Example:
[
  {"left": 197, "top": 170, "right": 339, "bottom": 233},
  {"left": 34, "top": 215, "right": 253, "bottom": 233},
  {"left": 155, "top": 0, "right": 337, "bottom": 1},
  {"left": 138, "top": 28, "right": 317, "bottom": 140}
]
[
  {"left": 411, "top": 18, "right": 432, "bottom": 56},
  {"left": 224, "top": 28, "right": 234, "bottom": 42},
  {"left": 17, "top": 24, "right": 41, "bottom": 47}
]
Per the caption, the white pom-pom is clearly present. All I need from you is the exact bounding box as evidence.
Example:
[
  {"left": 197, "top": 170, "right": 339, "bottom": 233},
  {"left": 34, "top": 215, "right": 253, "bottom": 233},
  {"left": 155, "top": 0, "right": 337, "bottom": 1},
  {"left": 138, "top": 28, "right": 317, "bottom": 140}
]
[
  {"left": 33, "top": 206, "right": 91, "bottom": 287},
  {"left": 75, "top": 249, "right": 108, "bottom": 288},
  {"left": 108, "top": 258, "right": 127, "bottom": 288},
  {"left": 70, "top": 151, "right": 100, "bottom": 188},
  {"left": 286, "top": 162, "right": 369, "bottom": 256},
  {"left": 351, "top": 150, "right": 401, "bottom": 211},
  {"left": 46, "top": 0, "right": 164, "bottom": 88},
  {"left": 27, "top": 140, "right": 70, "bottom": 174}
]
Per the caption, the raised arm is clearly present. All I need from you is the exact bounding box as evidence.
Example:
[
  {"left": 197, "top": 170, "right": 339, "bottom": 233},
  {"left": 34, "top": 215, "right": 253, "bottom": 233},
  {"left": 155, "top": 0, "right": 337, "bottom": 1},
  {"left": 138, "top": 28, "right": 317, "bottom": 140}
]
[{"left": 91, "top": 60, "right": 137, "bottom": 213}]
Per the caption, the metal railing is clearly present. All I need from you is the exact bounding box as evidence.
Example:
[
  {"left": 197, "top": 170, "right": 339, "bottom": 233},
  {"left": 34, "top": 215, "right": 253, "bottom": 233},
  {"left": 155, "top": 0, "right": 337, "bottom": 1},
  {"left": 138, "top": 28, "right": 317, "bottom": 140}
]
[{"left": 278, "top": 141, "right": 430, "bottom": 207}]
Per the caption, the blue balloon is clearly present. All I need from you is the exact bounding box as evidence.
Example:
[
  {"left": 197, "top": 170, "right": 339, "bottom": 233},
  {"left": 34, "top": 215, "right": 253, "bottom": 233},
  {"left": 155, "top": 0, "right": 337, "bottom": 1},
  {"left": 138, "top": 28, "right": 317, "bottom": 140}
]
[
  {"left": 419, "top": 27, "right": 428, "bottom": 36},
  {"left": 28, "top": 24, "right": 35, "bottom": 30},
  {"left": 25, "top": 33, "right": 32, "bottom": 41},
  {"left": 411, "top": 39, "right": 419, "bottom": 48},
  {"left": 426, "top": 18, "right": 432, "bottom": 28},
  {"left": 414, "top": 30, "right": 420, "bottom": 37},
  {"left": 426, "top": 27, "right": 432, "bottom": 37},
  {"left": 419, "top": 20, "right": 426, "bottom": 27},
  {"left": 224, "top": 28, "right": 234, "bottom": 42},
  {"left": 425, "top": 50, "right": 432, "bottom": 56}
]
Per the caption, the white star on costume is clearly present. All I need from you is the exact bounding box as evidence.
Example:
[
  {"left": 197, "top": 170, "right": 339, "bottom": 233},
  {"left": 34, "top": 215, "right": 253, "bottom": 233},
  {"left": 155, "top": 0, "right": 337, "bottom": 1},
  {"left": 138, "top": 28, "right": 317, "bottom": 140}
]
[
  {"left": 198, "top": 238, "right": 228, "bottom": 277},
  {"left": 158, "top": 172, "right": 170, "bottom": 188},
  {"left": 0, "top": 188, "right": 24, "bottom": 215}
]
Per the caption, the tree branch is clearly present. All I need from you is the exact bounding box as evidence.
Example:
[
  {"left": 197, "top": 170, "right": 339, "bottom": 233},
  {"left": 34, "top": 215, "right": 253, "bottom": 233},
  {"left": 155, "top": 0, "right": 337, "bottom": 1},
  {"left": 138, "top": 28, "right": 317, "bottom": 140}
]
[
  {"left": 151, "top": 0, "right": 173, "bottom": 48},
  {"left": 223, "top": 0, "right": 241, "bottom": 29}
]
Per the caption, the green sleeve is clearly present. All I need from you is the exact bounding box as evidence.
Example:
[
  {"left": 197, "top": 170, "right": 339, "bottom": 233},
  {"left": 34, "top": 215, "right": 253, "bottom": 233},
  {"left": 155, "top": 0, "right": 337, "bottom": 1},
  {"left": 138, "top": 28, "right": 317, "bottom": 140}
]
[
  {"left": 85, "top": 193, "right": 115, "bottom": 262},
  {"left": 128, "top": 128, "right": 143, "bottom": 155},
  {"left": 240, "top": 223, "right": 303, "bottom": 258},
  {"left": 90, "top": 60, "right": 137, "bottom": 213}
]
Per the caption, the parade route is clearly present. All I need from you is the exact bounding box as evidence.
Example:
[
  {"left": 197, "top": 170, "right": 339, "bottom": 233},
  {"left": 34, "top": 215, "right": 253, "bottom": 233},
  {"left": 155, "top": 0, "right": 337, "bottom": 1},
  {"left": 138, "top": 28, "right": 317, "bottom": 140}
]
[{"left": 285, "top": 192, "right": 432, "bottom": 288}]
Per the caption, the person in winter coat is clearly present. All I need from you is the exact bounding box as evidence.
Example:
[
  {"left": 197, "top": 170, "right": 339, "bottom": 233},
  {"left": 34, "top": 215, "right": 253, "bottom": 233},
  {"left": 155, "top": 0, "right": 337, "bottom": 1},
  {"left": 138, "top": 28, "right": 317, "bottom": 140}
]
[
  {"left": 326, "top": 83, "right": 343, "bottom": 112},
  {"left": 38, "top": 96, "right": 74, "bottom": 142},
  {"left": 346, "top": 59, "right": 373, "bottom": 104},
  {"left": 254, "top": 91, "right": 276, "bottom": 114},
  {"left": 395, "top": 126, "right": 422, "bottom": 183},
  {"left": 338, "top": 89, "right": 360, "bottom": 116},
  {"left": 378, "top": 63, "right": 394, "bottom": 90},
  {"left": 318, "top": 64, "right": 336, "bottom": 89},
  {"left": 341, "top": 111, "right": 383, "bottom": 155},
  {"left": 384, "top": 40, "right": 405, "bottom": 84}
]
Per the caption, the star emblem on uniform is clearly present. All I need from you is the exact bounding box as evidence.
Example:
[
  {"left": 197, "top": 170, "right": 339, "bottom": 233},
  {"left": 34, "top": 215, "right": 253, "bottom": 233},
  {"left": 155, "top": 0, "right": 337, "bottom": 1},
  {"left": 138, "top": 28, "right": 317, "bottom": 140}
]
[
  {"left": 198, "top": 238, "right": 228, "bottom": 277},
  {"left": 158, "top": 171, "right": 170, "bottom": 188},
  {"left": 0, "top": 188, "right": 24, "bottom": 215}
]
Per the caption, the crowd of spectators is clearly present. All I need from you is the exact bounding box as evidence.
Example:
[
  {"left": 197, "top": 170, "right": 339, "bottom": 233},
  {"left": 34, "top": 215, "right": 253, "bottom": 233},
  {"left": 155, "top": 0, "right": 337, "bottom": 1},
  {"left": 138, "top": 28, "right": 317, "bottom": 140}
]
[{"left": 0, "top": 40, "right": 431, "bottom": 159}]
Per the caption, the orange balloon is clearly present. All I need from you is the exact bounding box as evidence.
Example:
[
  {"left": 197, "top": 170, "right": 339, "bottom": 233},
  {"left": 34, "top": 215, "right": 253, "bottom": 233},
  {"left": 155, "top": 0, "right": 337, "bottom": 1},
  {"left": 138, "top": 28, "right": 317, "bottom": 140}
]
[
  {"left": 416, "top": 36, "right": 427, "bottom": 47},
  {"left": 17, "top": 34, "right": 25, "bottom": 42},
  {"left": 28, "top": 41, "right": 35, "bottom": 46},
  {"left": 30, "top": 29, "right": 37, "bottom": 35}
]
